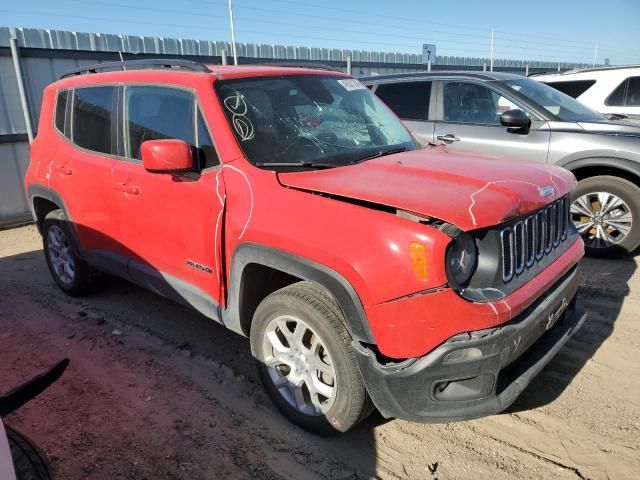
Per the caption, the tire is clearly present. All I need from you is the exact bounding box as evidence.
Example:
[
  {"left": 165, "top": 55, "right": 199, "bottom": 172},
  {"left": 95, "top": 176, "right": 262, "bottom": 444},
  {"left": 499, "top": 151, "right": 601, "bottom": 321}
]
[
  {"left": 6, "top": 425, "right": 53, "bottom": 480},
  {"left": 250, "top": 281, "right": 372, "bottom": 435},
  {"left": 42, "top": 209, "right": 93, "bottom": 296},
  {"left": 570, "top": 176, "right": 640, "bottom": 258}
]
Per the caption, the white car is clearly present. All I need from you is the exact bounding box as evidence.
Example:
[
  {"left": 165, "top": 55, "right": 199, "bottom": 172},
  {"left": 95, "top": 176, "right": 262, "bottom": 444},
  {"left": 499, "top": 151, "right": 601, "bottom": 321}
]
[{"left": 533, "top": 66, "right": 640, "bottom": 124}]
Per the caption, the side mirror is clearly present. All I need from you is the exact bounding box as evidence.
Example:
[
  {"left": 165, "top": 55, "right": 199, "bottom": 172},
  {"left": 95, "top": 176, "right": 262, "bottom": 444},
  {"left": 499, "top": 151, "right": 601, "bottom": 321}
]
[
  {"left": 500, "top": 109, "right": 531, "bottom": 133},
  {"left": 141, "top": 139, "right": 193, "bottom": 173}
]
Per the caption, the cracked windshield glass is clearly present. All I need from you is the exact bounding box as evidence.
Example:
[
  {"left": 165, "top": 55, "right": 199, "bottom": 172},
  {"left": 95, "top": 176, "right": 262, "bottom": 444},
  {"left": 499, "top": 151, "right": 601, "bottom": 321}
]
[{"left": 216, "top": 75, "right": 417, "bottom": 168}]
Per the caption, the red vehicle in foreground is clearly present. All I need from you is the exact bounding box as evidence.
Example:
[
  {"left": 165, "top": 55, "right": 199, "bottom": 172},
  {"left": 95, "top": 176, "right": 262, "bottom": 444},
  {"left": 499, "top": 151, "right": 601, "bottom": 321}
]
[{"left": 25, "top": 60, "right": 586, "bottom": 434}]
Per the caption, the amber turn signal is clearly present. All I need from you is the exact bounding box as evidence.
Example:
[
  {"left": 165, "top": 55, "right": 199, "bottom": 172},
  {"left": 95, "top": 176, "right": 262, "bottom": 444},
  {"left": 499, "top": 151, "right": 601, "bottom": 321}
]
[{"left": 409, "top": 242, "right": 428, "bottom": 280}]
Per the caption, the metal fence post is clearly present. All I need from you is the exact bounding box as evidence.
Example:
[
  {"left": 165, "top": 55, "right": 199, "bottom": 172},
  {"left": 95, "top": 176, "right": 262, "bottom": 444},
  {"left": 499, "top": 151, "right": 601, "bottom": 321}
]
[
  {"left": 221, "top": 49, "right": 228, "bottom": 65},
  {"left": 346, "top": 55, "right": 351, "bottom": 75},
  {"left": 525, "top": 64, "right": 529, "bottom": 76},
  {"left": 9, "top": 30, "right": 34, "bottom": 143}
]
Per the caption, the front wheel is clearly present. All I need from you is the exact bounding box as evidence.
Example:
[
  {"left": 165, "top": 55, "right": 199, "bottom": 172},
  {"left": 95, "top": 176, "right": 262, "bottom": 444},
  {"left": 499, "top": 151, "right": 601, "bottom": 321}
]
[
  {"left": 250, "top": 282, "right": 372, "bottom": 435},
  {"left": 570, "top": 176, "right": 640, "bottom": 258}
]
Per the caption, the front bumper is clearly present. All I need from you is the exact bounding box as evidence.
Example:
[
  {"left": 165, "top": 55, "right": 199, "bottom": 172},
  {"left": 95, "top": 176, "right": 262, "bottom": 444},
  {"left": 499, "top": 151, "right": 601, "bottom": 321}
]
[{"left": 353, "top": 267, "right": 585, "bottom": 423}]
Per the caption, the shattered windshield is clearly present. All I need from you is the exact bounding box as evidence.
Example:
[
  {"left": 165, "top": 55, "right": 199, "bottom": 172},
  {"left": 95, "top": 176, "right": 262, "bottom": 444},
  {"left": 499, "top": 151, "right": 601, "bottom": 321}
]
[{"left": 215, "top": 75, "right": 417, "bottom": 168}]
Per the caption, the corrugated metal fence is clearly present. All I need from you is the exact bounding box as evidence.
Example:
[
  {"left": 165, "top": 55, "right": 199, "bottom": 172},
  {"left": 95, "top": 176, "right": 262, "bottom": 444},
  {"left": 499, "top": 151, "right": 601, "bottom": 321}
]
[{"left": 0, "top": 26, "right": 595, "bottom": 226}]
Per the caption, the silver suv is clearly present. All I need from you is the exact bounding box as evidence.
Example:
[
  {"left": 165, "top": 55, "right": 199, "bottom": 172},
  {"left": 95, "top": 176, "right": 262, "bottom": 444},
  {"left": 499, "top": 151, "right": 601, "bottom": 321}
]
[{"left": 362, "top": 72, "right": 640, "bottom": 257}]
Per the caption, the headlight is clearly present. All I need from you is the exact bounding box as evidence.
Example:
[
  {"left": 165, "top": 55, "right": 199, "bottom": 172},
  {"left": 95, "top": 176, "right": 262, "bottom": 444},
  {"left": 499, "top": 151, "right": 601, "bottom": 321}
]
[{"left": 445, "top": 231, "right": 478, "bottom": 290}]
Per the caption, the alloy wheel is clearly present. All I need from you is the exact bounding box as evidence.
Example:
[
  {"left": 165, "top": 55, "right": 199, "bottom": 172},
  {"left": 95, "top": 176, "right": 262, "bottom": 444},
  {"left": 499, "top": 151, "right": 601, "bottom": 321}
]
[
  {"left": 261, "top": 315, "right": 337, "bottom": 416},
  {"left": 571, "top": 191, "right": 633, "bottom": 249},
  {"left": 47, "top": 225, "right": 75, "bottom": 285}
]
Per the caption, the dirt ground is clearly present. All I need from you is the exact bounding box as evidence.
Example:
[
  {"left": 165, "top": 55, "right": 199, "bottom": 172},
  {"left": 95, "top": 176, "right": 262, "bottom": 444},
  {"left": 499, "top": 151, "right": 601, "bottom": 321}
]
[{"left": 1, "top": 225, "right": 638, "bottom": 480}]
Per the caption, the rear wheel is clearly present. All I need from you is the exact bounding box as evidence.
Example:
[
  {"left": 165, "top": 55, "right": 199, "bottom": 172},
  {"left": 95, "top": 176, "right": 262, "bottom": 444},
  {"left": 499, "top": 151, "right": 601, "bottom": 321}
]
[
  {"left": 250, "top": 282, "right": 372, "bottom": 435},
  {"left": 570, "top": 176, "right": 640, "bottom": 258},
  {"left": 42, "top": 209, "right": 94, "bottom": 296}
]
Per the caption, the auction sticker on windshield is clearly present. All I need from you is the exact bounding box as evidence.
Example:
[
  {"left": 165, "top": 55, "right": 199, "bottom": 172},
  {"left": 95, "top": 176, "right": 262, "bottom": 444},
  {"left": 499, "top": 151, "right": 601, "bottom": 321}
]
[{"left": 338, "top": 79, "right": 367, "bottom": 91}]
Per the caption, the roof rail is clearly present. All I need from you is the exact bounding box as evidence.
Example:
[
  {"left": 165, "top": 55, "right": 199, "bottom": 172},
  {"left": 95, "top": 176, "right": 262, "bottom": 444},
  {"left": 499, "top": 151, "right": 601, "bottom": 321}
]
[
  {"left": 248, "top": 61, "right": 343, "bottom": 72},
  {"left": 59, "top": 59, "right": 212, "bottom": 79},
  {"left": 530, "top": 64, "right": 640, "bottom": 77}
]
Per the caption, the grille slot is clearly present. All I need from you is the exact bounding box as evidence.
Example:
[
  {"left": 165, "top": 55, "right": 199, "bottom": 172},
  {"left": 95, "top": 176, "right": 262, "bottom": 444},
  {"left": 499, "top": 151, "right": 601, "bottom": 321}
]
[{"left": 501, "top": 196, "right": 570, "bottom": 283}]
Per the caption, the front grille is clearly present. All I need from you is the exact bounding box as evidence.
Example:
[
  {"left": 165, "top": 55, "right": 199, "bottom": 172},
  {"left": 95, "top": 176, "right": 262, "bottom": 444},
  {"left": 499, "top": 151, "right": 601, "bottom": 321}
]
[{"left": 500, "top": 196, "right": 570, "bottom": 283}]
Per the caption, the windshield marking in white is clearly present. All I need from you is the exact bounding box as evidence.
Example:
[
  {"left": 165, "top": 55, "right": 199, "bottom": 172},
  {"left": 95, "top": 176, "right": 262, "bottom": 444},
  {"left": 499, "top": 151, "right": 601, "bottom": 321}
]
[{"left": 223, "top": 93, "right": 255, "bottom": 141}]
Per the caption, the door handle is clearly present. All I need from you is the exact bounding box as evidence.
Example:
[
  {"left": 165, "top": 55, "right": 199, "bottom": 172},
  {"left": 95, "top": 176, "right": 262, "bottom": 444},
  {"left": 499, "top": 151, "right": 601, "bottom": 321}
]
[
  {"left": 55, "top": 163, "right": 73, "bottom": 175},
  {"left": 436, "top": 134, "right": 460, "bottom": 143},
  {"left": 114, "top": 182, "right": 140, "bottom": 195}
]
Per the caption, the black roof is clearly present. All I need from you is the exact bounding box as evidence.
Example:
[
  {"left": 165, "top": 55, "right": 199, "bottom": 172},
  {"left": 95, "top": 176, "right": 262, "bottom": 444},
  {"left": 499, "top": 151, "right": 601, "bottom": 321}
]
[{"left": 360, "top": 70, "right": 525, "bottom": 83}]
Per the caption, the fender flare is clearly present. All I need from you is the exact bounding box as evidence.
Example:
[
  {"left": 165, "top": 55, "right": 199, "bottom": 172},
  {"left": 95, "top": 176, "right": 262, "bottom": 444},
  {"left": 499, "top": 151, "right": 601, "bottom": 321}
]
[
  {"left": 26, "top": 184, "right": 83, "bottom": 256},
  {"left": 559, "top": 157, "right": 640, "bottom": 183},
  {"left": 26, "top": 185, "right": 71, "bottom": 227},
  {"left": 222, "top": 242, "right": 375, "bottom": 344}
]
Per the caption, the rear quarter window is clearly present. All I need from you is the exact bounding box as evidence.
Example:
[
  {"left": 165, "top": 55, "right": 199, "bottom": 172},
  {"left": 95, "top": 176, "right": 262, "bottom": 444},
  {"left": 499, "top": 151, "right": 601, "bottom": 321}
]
[
  {"left": 546, "top": 80, "right": 595, "bottom": 99},
  {"left": 55, "top": 90, "right": 68, "bottom": 134}
]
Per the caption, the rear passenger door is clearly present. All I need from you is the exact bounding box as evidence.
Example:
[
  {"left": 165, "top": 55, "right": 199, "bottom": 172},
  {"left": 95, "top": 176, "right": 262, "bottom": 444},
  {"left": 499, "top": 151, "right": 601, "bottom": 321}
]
[
  {"left": 51, "top": 86, "right": 123, "bottom": 269},
  {"left": 111, "top": 84, "right": 225, "bottom": 307},
  {"left": 433, "top": 80, "right": 550, "bottom": 163},
  {"left": 374, "top": 81, "right": 435, "bottom": 143}
]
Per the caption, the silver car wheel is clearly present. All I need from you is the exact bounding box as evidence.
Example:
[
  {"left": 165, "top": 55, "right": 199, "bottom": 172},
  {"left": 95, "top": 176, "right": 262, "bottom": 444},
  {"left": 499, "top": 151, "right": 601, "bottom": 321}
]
[
  {"left": 571, "top": 191, "right": 633, "bottom": 249},
  {"left": 47, "top": 225, "right": 75, "bottom": 285},
  {"left": 262, "top": 315, "right": 337, "bottom": 416}
]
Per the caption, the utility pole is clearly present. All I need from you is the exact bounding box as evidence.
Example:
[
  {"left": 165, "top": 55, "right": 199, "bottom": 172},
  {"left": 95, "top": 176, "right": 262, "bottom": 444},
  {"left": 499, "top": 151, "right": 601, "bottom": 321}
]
[
  {"left": 228, "top": 0, "right": 238, "bottom": 65},
  {"left": 592, "top": 42, "right": 598, "bottom": 68},
  {"left": 490, "top": 28, "right": 494, "bottom": 72}
]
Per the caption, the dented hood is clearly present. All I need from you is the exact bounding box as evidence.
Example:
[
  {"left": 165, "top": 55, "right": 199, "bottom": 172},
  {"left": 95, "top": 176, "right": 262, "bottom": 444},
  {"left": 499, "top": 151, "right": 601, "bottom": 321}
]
[{"left": 278, "top": 148, "right": 576, "bottom": 231}]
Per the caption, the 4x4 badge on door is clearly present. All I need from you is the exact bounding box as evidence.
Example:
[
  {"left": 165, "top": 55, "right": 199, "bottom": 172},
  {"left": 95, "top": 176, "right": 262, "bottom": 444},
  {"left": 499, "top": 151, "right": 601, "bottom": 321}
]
[{"left": 546, "top": 297, "right": 568, "bottom": 330}]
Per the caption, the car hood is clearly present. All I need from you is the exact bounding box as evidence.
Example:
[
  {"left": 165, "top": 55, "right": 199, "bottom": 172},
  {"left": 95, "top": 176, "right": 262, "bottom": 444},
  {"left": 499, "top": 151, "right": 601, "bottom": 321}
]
[{"left": 278, "top": 148, "right": 576, "bottom": 231}]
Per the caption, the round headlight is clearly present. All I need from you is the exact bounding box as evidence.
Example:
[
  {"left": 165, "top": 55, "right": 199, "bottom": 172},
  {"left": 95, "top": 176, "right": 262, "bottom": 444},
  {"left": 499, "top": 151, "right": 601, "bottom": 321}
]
[{"left": 446, "top": 231, "right": 478, "bottom": 290}]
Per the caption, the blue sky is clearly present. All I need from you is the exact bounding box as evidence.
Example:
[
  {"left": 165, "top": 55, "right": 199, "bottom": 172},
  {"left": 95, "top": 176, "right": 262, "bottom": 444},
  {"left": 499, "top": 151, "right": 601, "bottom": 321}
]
[{"left": 2, "top": 0, "right": 639, "bottom": 64}]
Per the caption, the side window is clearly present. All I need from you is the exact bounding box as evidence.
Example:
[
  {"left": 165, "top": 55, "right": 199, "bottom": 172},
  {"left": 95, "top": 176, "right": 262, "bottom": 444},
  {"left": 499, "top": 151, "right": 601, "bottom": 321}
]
[
  {"left": 443, "top": 81, "right": 525, "bottom": 125},
  {"left": 546, "top": 80, "right": 595, "bottom": 99},
  {"left": 124, "top": 86, "right": 195, "bottom": 160},
  {"left": 606, "top": 79, "right": 628, "bottom": 106},
  {"left": 196, "top": 109, "right": 219, "bottom": 168},
  {"left": 626, "top": 77, "right": 640, "bottom": 106},
  {"left": 71, "top": 86, "right": 115, "bottom": 154},
  {"left": 375, "top": 82, "right": 431, "bottom": 121},
  {"left": 55, "top": 90, "right": 68, "bottom": 134}
]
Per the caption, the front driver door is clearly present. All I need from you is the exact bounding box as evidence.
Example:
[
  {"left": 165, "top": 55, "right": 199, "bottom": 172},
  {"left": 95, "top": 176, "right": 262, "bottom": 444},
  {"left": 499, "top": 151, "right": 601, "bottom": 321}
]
[
  {"left": 111, "top": 84, "right": 225, "bottom": 310},
  {"left": 433, "top": 80, "right": 550, "bottom": 163}
]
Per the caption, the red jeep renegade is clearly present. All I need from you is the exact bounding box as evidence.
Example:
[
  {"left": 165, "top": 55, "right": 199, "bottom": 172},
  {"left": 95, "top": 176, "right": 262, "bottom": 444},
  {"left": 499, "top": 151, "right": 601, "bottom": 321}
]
[{"left": 25, "top": 59, "right": 586, "bottom": 434}]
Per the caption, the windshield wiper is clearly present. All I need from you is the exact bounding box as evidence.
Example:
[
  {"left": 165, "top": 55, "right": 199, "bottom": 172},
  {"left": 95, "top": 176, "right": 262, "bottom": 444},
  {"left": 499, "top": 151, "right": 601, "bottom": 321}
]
[
  {"left": 349, "top": 147, "right": 408, "bottom": 165},
  {"left": 254, "top": 161, "right": 336, "bottom": 169}
]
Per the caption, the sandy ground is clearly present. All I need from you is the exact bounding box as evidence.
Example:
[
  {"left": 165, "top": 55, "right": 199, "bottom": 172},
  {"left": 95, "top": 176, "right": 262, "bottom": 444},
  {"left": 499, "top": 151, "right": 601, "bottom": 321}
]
[{"left": 1, "top": 225, "right": 639, "bottom": 479}]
